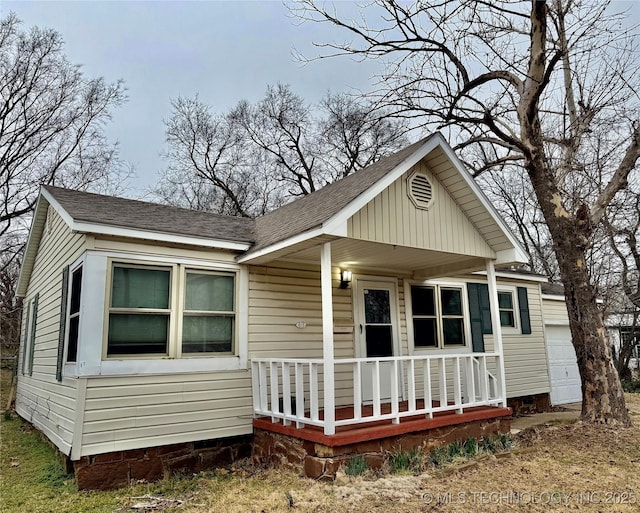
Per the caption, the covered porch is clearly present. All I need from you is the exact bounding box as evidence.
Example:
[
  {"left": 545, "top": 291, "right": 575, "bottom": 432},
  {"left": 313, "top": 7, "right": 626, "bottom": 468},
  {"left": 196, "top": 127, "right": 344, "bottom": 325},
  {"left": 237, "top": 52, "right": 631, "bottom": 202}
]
[{"left": 248, "top": 239, "right": 512, "bottom": 439}]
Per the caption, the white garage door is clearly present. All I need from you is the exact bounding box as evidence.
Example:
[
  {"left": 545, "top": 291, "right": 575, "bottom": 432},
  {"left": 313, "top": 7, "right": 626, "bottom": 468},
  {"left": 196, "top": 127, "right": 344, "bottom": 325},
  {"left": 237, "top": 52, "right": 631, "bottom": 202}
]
[{"left": 545, "top": 325, "right": 582, "bottom": 405}]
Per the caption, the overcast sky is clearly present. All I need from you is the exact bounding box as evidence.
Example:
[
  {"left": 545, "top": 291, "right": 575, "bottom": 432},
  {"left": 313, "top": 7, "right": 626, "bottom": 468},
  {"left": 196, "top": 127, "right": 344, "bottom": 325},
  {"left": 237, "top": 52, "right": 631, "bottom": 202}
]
[
  {"left": 3, "top": 1, "right": 639, "bottom": 197},
  {"left": 4, "top": 0, "right": 383, "bottom": 196}
]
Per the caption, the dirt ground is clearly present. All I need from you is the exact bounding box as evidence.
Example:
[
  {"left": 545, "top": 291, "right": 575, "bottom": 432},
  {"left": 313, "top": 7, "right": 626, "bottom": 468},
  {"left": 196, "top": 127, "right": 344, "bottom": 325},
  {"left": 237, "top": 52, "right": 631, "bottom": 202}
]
[{"left": 170, "top": 394, "right": 640, "bottom": 513}]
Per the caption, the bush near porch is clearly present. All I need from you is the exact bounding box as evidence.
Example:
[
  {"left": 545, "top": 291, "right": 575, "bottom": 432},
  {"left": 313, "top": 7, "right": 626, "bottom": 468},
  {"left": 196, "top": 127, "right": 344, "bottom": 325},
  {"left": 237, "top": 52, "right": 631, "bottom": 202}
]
[{"left": 1, "top": 368, "right": 639, "bottom": 513}]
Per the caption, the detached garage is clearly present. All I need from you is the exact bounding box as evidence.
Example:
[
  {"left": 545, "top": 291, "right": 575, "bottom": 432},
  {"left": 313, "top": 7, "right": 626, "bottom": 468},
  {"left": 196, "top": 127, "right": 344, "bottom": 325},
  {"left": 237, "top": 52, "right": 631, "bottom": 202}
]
[{"left": 541, "top": 285, "right": 582, "bottom": 405}]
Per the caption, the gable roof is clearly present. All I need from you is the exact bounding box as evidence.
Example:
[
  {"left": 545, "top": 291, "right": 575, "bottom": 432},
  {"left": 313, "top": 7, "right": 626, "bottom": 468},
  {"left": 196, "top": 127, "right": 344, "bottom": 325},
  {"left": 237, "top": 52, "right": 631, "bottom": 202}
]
[
  {"left": 243, "top": 132, "right": 528, "bottom": 264},
  {"left": 43, "top": 186, "right": 255, "bottom": 244},
  {"left": 252, "top": 137, "right": 429, "bottom": 251}
]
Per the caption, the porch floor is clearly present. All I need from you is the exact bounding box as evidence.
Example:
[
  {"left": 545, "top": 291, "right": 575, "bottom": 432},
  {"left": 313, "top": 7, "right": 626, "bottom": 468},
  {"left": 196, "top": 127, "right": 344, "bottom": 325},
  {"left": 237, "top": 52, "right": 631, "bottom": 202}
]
[{"left": 253, "top": 401, "right": 512, "bottom": 447}]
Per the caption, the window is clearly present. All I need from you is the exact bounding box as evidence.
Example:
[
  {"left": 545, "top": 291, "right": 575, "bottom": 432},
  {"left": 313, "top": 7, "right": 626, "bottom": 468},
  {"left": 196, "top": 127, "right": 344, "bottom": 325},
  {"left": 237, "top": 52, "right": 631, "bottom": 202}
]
[
  {"left": 498, "top": 291, "right": 516, "bottom": 328},
  {"left": 106, "top": 262, "right": 236, "bottom": 358},
  {"left": 182, "top": 271, "right": 235, "bottom": 354},
  {"left": 21, "top": 295, "right": 38, "bottom": 375},
  {"left": 411, "top": 285, "right": 466, "bottom": 348},
  {"left": 66, "top": 266, "right": 83, "bottom": 362},
  {"left": 108, "top": 264, "right": 172, "bottom": 356}
]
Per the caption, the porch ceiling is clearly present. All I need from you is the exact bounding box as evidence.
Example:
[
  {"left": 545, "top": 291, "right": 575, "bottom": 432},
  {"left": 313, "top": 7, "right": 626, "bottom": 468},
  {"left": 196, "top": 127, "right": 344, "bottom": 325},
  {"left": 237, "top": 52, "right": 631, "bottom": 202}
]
[{"left": 271, "top": 236, "right": 489, "bottom": 278}]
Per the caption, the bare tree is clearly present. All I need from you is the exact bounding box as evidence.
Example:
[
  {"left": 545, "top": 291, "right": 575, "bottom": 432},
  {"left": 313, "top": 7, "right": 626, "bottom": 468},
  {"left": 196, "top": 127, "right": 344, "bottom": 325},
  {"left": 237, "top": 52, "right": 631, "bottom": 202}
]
[
  {"left": 0, "top": 13, "right": 128, "bottom": 356},
  {"left": 0, "top": 13, "right": 127, "bottom": 258},
  {"left": 294, "top": 0, "right": 640, "bottom": 424},
  {"left": 603, "top": 184, "right": 640, "bottom": 376},
  {"left": 156, "top": 84, "right": 409, "bottom": 213},
  {"left": 0, "top": 247, "right": 21, "bottom": 359}
]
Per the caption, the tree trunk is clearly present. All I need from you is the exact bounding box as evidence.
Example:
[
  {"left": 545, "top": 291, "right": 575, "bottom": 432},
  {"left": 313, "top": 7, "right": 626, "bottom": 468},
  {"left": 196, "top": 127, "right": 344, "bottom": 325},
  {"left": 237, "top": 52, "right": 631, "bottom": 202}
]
[
  {"left": 556, "top": 246, "right": 631, "bottom": 425},
  {"left": 528, "top": 161, "right": 631, "bottom": 425}
]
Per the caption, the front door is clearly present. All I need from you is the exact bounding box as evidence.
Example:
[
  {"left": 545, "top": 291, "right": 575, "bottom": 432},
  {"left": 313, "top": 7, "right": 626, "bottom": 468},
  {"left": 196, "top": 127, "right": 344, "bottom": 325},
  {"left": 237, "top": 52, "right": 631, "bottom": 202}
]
[{"left": 356, "top": 279, "right": 401, "bottom": 403}]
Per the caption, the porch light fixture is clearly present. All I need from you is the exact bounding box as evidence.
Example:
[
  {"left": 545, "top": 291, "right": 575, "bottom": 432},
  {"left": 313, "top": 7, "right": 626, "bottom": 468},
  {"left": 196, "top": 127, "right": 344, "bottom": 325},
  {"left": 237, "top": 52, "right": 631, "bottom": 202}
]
[{"left": 340, "top": 269, "right": 353, "bottom": 289}]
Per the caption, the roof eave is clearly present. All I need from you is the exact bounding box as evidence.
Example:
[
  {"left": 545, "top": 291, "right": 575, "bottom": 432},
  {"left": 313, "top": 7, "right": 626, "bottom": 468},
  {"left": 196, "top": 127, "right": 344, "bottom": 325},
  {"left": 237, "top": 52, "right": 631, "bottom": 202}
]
[
  {"left": 71, "top": 221, "right": 252, "bottom": 251},
  {"left": 16, "top": 192, "right": 50, "bottom": 297}
]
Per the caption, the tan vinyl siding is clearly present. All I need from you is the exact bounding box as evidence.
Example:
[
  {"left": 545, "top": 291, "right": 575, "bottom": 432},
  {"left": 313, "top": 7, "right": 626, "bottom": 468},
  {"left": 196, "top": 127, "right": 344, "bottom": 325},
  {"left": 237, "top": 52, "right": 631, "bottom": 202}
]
[
  {"left": 422, "top": 147, "right": 513, "bottom": 252},
  {"left": 73, "top": 238, "right": 251, "bottom": 456},
  {"left": 15, "top": 206, "right": 85, "bottom": 455},
  {"left": 80, "top": 371, "right": 252, "bottom": 455},
  {"left": 248, "top": 262, "right": 356, "bottom": 406},
  {"left": 542, "top": 296, "right": 570, "bottom": 324},
  {"left": 482, "top": 280, "right": 551, "bottom": 397},
  {"left": 347, "top": 163, "right": 495, "bottom": 258}
]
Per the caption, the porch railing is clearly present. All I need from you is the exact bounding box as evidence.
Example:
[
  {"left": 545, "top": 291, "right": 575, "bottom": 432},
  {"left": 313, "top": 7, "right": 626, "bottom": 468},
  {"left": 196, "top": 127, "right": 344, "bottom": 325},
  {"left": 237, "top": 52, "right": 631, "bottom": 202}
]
[{"left": 251, "top": 353, "right": 505, "bottom": 434}]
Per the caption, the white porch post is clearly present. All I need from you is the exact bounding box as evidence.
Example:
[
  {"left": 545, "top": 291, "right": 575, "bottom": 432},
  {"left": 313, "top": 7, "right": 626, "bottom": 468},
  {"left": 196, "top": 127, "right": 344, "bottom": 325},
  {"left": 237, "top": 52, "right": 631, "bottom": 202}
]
[
  {"left": 486, "top": 260, "right": 508, "bottom": 408},
  {"left": 321, "top": 242, "right": 336, "bottom": 435}
]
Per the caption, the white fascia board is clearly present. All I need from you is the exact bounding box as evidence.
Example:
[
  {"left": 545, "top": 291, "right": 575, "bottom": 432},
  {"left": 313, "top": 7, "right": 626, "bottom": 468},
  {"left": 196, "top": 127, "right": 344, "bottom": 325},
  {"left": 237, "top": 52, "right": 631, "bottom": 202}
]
[
  {"left": 541, "top": 294, "right": 566, "bottom": 300},
  {"left": 41, "top": 187, "right": 75, "bottom": 227},
  {"left": 323, "top": 134, "right": 442, "bottom": 232},
  {"left": 437, "top": 141, "right": 530, "bottom": 264},
  {"left": 16, "top": 194, "right": 50, "bottom": 297},
  {"left": 237, "top": 227, "right": 325, "bottom": 263},
  {"left": 71, "top": 221, "right": 251, "bottom": 251},
  {"left": 495, "top": 247, "right": 529, "bottom": 266},
  {"left": 472, "top": 270, "right": 549, "bottom": 283}
]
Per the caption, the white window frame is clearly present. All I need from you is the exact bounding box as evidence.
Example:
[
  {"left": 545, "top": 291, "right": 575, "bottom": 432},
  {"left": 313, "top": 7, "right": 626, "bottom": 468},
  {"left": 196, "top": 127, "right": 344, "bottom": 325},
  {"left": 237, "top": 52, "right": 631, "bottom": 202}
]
[
  {"left": 21, "top": 300, "right": 34, "bottom": 375},
  {"left": 63, "top": 251, "right": 248, "bottom": 376},
  {"left": 64, "top": 262, "right": 84, "bottom": 364},
  {"left": 405, "top": 279, "right": 472, "bottom": 354},
  {"left": 103, "top": 259, "right": 239, "bottom": 360},
  {"left": 105, "top": 261, "right": 176, "bottom": 358},
  {"left": 178, "top": 267, "right": 237, "bottom": 358},
  {"left": 497, "top": 285, "right": 520, "bottom": 335}
]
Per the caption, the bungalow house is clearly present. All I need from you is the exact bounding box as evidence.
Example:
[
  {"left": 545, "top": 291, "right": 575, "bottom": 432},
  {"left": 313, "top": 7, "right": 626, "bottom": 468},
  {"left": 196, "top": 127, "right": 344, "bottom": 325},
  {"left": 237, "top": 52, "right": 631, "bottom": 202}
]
[{"left": 16, "top": 133, "right": 559, "bottom": 489}]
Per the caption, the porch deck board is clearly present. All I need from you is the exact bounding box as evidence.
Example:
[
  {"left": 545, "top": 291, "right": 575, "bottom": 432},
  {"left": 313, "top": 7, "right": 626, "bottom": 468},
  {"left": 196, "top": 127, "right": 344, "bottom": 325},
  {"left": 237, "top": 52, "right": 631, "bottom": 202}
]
[{"left": 253, "top": 401, "right": 512, "bottom": 447}]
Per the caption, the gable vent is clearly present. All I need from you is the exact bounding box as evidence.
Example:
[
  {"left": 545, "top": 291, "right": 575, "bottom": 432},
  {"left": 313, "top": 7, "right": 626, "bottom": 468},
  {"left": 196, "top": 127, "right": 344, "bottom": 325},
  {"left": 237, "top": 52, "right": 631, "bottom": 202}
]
[{"left": 407, "top": 172, "right": 434, "bottom": 210}]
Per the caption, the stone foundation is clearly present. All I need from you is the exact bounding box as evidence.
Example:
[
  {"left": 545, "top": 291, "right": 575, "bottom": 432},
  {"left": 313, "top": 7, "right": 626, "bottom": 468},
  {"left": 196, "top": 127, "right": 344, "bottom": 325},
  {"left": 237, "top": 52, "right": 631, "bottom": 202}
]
[
  {"left": 252, "top": 417, "right": 511, "bottom": 480},
  {"left": 508, "top": 393, "right": 552, "bottom": 415},
  {"left": 73, "top": 435, "right": 252, "bottom": 490}
]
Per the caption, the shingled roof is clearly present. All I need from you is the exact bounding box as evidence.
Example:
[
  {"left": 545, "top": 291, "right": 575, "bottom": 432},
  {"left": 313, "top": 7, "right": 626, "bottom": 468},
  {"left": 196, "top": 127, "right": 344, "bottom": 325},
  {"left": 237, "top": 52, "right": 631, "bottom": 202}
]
[
  {"left": 43, "top": 135, "right": 432, "bottom": 252},
  {"left": 43, "top": 186, "right": 255, "bottom": 244}
]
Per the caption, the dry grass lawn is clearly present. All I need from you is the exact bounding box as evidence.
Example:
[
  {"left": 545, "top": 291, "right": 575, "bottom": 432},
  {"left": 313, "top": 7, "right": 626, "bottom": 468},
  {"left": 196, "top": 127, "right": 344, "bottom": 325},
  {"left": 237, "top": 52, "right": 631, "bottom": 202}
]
[
  {"left": 151, "top": 395, "right": 640, "bottom": 513},
  {"left": 2, "top": 363, "right": 639, "bottom": 513}
]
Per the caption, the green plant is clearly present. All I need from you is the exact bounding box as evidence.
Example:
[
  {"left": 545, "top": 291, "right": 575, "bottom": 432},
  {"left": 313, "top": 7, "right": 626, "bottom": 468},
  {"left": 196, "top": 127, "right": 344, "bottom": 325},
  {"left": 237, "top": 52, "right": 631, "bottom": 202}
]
[
  {"left": 389, "top": 447, "right": 423, "bottom": 474},
  {"left": 480, "top": 435, "right": 497, "bottom": 453},
  {"left": 479, "top": 434, "right": 514, "bottom": 454},
  {"left": 447, "top": 440, "right": 465, "bottom": 460},
  {"left": 3, "top": 410, "right": 11, "bottom": 421},
  {"left": 463, "top": 437, "right": 479, "bottom": 457},
  {"left": 344, "top": 455, "right": 367, "bottom": 476},
  {"left": 495, "top": 433, "right": 514, "bottom": 451},
  {"left": 428, "top": 445, "right": 451, "bottom": 467}
]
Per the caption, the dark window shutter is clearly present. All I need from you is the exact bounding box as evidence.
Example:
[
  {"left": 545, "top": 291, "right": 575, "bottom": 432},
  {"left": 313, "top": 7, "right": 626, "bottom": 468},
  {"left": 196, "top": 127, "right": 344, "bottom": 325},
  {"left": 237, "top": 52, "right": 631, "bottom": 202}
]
[
  {"left": 467, "top": 283, "right": 485, "bottom": 352},
  {"left": 56, "top": 266, "right": 70, "bottom": 382},
  {"left": 478, "top": 283, "right": 493, "bottom": 335},
  {"left": 517, "top": 286, "right": 532, "bottom": 334},
  {"left": 21, "top": 302, "right": 31, "bottom": 375},
  {"left": 28, "top": 293, "right": 39, "bottom": 376}
]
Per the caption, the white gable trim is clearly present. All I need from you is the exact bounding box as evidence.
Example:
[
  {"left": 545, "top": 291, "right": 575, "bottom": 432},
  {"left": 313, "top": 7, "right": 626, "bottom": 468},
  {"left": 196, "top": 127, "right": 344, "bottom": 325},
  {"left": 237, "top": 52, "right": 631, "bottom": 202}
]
[
  {"left": 322, "top": 135, "right": 442, "bottom": 234},
  {"left": 326, "top": 133, "right": 528, "bottom": 263},
  {"left": 16, "top": 194, "right": 50, "bottom": 297},
  {"left": 237, "top": 227, "right": 325, "bottom": 263},
  {"left": 249, "top": 132, "right": 528, "bottom": 265},
  {"left": 436, "top": 141, "right": 529, "bottom": 264}
]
